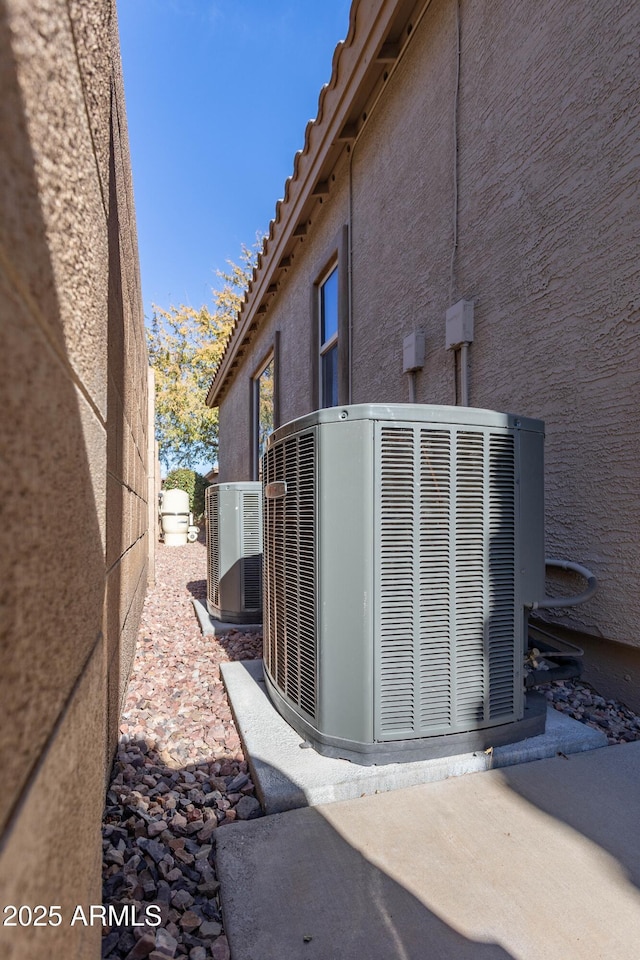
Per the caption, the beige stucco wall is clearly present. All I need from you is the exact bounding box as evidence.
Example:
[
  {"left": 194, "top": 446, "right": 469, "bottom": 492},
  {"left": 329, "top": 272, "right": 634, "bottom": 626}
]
[
  {"left": 217, "top": 0, "right": 640, "bottom": 700},
  {"left": 350, "top": 0, "right": 640, "bottom": 649},
  {"left": 0, "top": 1, "right": 148, "bottom": 956}
]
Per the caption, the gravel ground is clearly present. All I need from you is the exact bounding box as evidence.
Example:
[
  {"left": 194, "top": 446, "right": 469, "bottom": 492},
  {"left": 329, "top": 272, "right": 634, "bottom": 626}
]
[
  {"left": 538, "top": 678, "right": 640, "bottom": 745},
  {"left": 102, "top": 540, "right": 261, "bottom": 960},
  {"left": 102, "top": 541, "right": 640, "bottom": 959}
]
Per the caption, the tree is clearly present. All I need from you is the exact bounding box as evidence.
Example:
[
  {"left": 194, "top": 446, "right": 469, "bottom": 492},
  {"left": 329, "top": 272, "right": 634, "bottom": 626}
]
[{"left": 148, "top": 246, "right": 256, "bottom": 469}]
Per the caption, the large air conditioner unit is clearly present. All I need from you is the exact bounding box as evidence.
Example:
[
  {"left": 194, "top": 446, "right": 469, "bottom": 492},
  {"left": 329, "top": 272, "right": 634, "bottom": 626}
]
[
  {"left": 206, "top": 482, "right": 263, "bottom": 624},
  {"left": 262, "top": 404, "right": 547, "bottom": 764}
]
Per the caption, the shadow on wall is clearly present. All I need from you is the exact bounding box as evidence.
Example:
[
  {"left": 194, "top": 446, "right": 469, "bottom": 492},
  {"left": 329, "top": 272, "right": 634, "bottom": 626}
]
[
  {"left": 0, "top": 0, "right": 106, "bottom": 840},
  {"left": 105, "top": 109, "right": 128, "bottom": 762}
]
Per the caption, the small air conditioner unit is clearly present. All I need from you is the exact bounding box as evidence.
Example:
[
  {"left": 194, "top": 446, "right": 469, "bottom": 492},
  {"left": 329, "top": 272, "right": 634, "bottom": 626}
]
[
  {"left": 206, "top": 482, "right": 263, "bottom": 624},
  {"left": 263, "top": 404, "right": 547, "bottom": 764}
]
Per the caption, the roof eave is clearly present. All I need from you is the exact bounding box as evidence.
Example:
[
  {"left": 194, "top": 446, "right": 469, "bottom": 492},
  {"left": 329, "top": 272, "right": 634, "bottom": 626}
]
[{"left": 206, "top": 0, "right": 426, "bottom": 409}]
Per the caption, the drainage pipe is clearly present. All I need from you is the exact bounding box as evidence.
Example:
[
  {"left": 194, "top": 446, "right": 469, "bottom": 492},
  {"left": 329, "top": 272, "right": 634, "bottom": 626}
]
[
  {"left": 524, "top": 659, "right": 583, "bottom": 688},
  {"left": 408, "top": 370, "right": 417, "bottom": 403}
]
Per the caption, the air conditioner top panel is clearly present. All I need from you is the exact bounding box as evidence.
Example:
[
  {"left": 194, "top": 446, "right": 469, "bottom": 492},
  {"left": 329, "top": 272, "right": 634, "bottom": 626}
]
[
  {"left": 209, "top": 481, "right": 262, "bottom": 492},
  {"left": 267, "top": 404, "right": 544, "bottom": 448}
]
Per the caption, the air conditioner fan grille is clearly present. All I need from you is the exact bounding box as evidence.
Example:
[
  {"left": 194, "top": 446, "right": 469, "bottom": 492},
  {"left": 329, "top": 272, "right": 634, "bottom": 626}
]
[
  {"left": 206, "top": 486, "right": 220, "bottom": 610},
  {"left": 241, "top": 491, "right": 262, "bottom": 610},
  {"left": 377, "top": 425, "right": 517, "bottom": 740},
  {"left": 264, "top": 430, "right": 317, "bottom": 720}
]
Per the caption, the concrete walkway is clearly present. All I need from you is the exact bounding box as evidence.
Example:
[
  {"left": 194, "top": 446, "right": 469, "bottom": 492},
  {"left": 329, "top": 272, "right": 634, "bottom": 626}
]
[{"left": 216, "top": 741, "right": 640, "bottom": 959}]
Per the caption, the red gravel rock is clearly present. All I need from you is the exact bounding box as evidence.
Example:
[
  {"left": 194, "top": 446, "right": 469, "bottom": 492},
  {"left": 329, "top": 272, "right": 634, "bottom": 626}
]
[
  {"left": 211, "top": 935, "right": 231, "bottom": 960},
  {"left": 102, "top": 541, "right": 263, "bottom": 959}
]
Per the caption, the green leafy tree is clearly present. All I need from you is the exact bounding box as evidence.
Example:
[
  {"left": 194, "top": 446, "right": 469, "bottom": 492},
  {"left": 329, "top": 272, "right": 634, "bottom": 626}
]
[{"left": 148, "top": 245, "right": 257, "bottom": 469}]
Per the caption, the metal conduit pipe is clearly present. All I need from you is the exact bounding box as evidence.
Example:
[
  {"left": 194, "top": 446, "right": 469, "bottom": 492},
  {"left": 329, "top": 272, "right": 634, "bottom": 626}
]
[
  {"left": 525, "top": 625, "right": 585, "bottom": 688},
  {"left": 459, "top": 341, "right": 470, "bottom": 406},
  {"left": 531, "top": 558, "right": 598, "bottom": 610},
  {"left": 408, "top": 370, "right": 417, "bottom": 404},
  {"left": 528, "top": 623, "right": 585, "bottom": 659}
]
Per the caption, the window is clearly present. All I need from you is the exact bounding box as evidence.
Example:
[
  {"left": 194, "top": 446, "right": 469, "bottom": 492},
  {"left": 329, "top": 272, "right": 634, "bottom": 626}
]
[
  {"left": 319, "top": 265, "right": 339, "bottom": 408},
  {"left": 252, "top": 349, "right": 276, "bottom": 479},
  {"left": 312, "top": 226, "right": 349, "bottom": 410}
]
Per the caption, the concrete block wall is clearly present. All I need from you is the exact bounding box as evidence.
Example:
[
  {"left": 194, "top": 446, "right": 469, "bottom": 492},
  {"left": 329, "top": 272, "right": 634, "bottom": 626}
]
[{"left": 0, "top": 1, "right": 148, "bottom": 957}]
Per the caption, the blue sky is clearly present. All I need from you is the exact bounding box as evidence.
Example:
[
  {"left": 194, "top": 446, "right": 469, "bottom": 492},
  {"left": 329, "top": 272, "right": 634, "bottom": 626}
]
[{"left": 117, "top": 0, "right": 352, "bottom": 320}]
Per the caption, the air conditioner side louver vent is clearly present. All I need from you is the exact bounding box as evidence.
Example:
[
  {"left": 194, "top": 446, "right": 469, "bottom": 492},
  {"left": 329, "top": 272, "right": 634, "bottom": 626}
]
[
  {"left": 419, "top": 430, "right": 452, "bottom": 729},
  {"left": 488, "top": 434, "right": 517, "bottom": 718},
  {"left": 241, "top": 491, "right": 262, "bottom": 610},
  {"left": 454, "top": 431, "right": 486, "bottom": 725},
  {"left": 375, "top": 424, "right": 518, "bottom": 741},
  {"left": 206, "top": 486, "right": 220, "bottom": 610},
  {"left": 379, "top": 427, "right": 416, "bottom": 736},
  {"left": 264, "top": 431, "right": 317, "bottom": 720}
]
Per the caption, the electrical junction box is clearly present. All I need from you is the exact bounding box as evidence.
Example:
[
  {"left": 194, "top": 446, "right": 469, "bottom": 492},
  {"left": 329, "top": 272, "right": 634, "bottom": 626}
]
[
  {"left": 446, "top": 299, "right": 474, "bottom": 349},
  {"left": 403, "top": 331, "right": 425, "bottom": 372}
]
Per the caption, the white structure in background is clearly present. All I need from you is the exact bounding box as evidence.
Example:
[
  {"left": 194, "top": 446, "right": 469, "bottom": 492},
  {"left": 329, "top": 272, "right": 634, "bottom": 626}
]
[
  {"left": 160, "top": 488, "right": 190, "bottom": 546},
  {"left": 187, "top": 516, "right": 200, "bottom": 542}
]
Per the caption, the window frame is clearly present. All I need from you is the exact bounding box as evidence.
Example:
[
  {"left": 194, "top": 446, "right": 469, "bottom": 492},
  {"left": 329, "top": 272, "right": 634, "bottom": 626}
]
[
  {"left": 311, "top": 225, "right": 350, "bottom": 410},
  {"left": 318, "top": 261, "right": 339, "bottom": 408},
  {"left": 250, "top": 334, "right": 280, "bottom": 481}
]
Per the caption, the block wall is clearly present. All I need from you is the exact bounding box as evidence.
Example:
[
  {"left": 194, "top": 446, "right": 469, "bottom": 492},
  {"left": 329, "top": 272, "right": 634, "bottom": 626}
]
[{"left": 0, "top": 1, "right": 148, "bottom": 956}]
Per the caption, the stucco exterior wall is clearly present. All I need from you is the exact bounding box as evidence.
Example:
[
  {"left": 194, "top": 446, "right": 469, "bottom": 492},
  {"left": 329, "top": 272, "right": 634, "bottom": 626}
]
[
  {"left": 0, "top": 1, "right": 148, "bottom": 956},
  {"left": 350, "top": 0, "right": 640, "bottom": 651},
  {"left": 216, "top": 0, "right": 640, "bottom": 702},
  {"left": 351, "top": 0, "right": 456, "bottom": 407}
]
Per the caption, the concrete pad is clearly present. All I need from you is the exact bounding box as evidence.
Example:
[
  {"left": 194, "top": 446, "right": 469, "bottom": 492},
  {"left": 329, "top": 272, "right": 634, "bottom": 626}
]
[
  {"left": 221, "top": 659, "right": 607, "bottom": 814},
  {"left": 216, "top": 742, "right": 640, "bottom": 960},
  {"left": 191, "top": 598, "right": 262, "bottom": 636}
]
